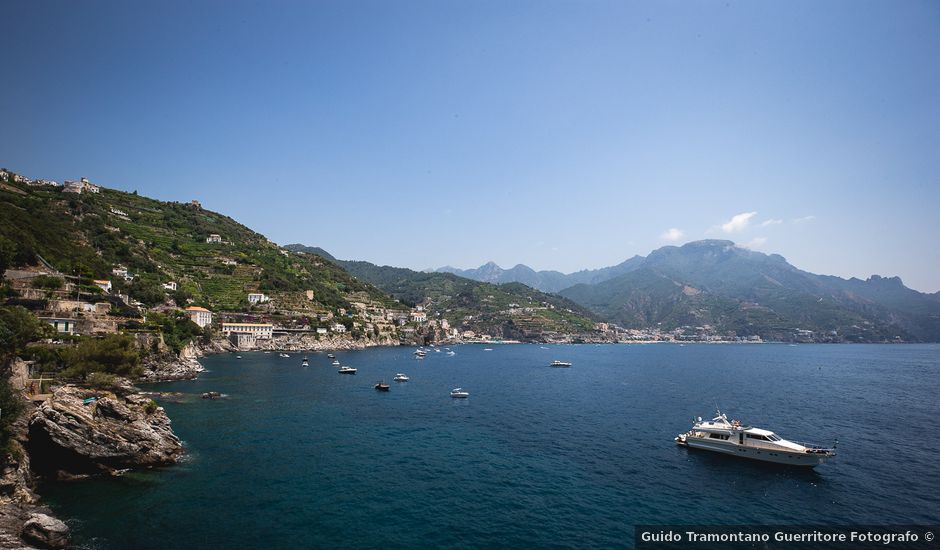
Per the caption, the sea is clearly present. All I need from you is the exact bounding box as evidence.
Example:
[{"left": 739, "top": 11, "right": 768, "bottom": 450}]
[{"left": 40, "top": 343, "right": 940, "bottom": 548}]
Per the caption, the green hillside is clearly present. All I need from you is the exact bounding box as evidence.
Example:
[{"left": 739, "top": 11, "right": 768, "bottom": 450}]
[
  {"left": 0, "top": 176, "right": 396, "bottom": 313},
  {"left": 284, "top": 246, "right": 602, "bottom": 341}
]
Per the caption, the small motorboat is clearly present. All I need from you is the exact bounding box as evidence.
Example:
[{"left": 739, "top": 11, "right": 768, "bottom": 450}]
[
  {"left": 450, "top": 387, "right": 469, "bottom": 398},
  {"left": 331, "top": 360, "right": 341, "bottom": 366},
  {"left": 301, "top": 356, "right": 309, "bottom": 367},
  {"left": 236, "top": 355, "right": 242, "bottom": 359},
  {"left": 374, "top": 382, "right": 390, "bottom": 392},
  {"left": 483, "top": 348, "right": 493, "bottom": 352},
  {"left": 394, "top": 373, "right": 409, "bottom": 382},
  {"left": 327, "top": 353, "right": 336, "bottom": 358},
  {"left": 414, "top": 349, "right": 427, "bottom": 357},
  {"left": 446, "top": 351, "right": 456, "bottom": 356},
  {"left": 549, "top": 360, "right": 572, "bottom": 368},
  {"left": 279, "top": 353, "right": 290, "bottom": 358},
  {"left": 338, "top": 366, "right": 357, "bottom": 375}
]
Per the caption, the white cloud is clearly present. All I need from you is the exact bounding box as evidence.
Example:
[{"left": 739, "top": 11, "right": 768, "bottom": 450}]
[
  {"left": 793, "top": 215, "right": 816, "bottom": 224},
  {"left": 741, "top": 237, "right": 768, "bottom": 249},
  {"left": 721, "top": 212, "right": 757, "bottom": 233},
  {"left": 660, "top": 228, "right": 684, "bottom": 242},
  {"left": 760, "top": 218, "right": 783, "bottom": 227}
]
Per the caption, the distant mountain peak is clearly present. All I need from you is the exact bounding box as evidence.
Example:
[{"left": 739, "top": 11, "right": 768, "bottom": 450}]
[
  {"left": 867, "top": 274, "right": 904, "bottom": 287},
  {"left": 683, "top": 239, "right": 736, "bottom": 248}
]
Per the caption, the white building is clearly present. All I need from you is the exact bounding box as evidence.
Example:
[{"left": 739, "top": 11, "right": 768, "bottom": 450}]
[
  {"left": 331, "top": 323, "right": 347, "bottom": 333},
  {"left": 41, "top": 317, "right": 77, "bottom": 335},
  {"left": 221, "top": 322, "right": 273, "bottom": 339},
  {"left": 93, "top": 280, "right": 112, "bottom": 293},
  {"left": 185, "top": 306, "right": 213, "bottom": 328},
  {"left": 163, "top": 281, "right": 178, "bottom": 291},
  {"left": 247, "top": 293, "right": 269, "bottom": 304},
  {"left": 206, "top": 234, "right": 222, "bottom": 244}
]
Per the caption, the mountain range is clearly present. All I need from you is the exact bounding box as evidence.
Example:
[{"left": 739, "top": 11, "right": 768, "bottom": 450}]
[
  {"left": 434, "top": 257, "right": 645, "bottom": 293},
  {"left": 283, "top": 245, "right": 601, "bottom": 341},
  {"left": 438, "top": 240, "right": 940, "bottom": 342}
]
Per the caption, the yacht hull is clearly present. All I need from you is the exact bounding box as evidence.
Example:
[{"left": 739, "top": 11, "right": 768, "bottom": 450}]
[{"left": 679, "top": 437, "right": 831, "bottom": 467}]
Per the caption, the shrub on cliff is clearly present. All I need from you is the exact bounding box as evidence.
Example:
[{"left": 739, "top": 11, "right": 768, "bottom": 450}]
[
  {"left": 61, "top": 334, "right": 141, "bottom": 381},
  {"left": 0, "top": 376, "right": 24, "bottom": 447},
  {"left": 145, "top": 311, "right": 203, "bottom": 354},
  {"left": 0, "top": 306, "right": 53, "bottom": 361}
]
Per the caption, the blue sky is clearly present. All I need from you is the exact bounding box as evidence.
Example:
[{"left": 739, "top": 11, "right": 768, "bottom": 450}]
[{"left": 2, "top": 1, "right": 939, "bottom": 291}]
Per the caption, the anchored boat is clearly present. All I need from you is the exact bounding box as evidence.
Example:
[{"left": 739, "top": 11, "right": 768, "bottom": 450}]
[{"left": 675, "top": 410, "right": 836, "bottom": 467}]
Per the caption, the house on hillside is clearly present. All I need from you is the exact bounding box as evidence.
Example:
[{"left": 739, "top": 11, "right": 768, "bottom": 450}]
[
  {"left": 63, "top": 181, "right": 84, "bottom": 193},
  {"left": 247, "top": 293, "right": 269, "bottom": 304},
  {"left": 163, "top": 281, "right": 177, "bottom": 291},
  {"left": 206, "top": 234, "right": 222, "bottom": 244},
  {"left": 185, "top": 306, "right": 213, "bottom": 328},
  {"left": 331, "top": 323, "right": 347, "bottom": 333},
  {"left": 80, "top": 177, "right": 100, "bottom": 193},
  {"left": 41, "top": 317, "right": 78, "bottom": 335},
  {"left": 410, "top": 310, "right": 427, "bottom": 323},
  {"left": 93, "top": 280, "right": 112, "bottom": 293}
]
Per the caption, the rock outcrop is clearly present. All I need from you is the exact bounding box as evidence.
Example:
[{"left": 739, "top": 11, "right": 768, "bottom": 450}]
[
  {"left": 140, "top": 340, "right": 210, "bottom": 381},
  {"left": 0, "top": 396, "right": 70, "bottom": 549},
  {"left": 20, "top": 513, "right": 69, "bottom": 549},
  {"left": 27, "top": 385, "right": 182, "bottom": 477}
]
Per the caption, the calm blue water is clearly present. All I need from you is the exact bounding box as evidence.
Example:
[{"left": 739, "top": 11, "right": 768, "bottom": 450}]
[{"left": 42, "top": 344, "right": 940, "bottom": 548}]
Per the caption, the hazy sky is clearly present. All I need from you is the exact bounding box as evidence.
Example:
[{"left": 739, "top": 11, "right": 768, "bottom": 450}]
[{"left": 3, "top": 1, "right": 938, "bottom": 291}]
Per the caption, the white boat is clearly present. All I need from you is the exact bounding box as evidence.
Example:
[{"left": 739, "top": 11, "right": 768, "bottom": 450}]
[
  {"left": 549, "top": 360, "right": 572, "bottom": 368},
  {"left": 236, "top": 355, "right": 242, "bottom": 359},
  {"left": 327, "top": 353, "right": 336, "bottom": 358},
  {"left": 483, "top": 348, "right": 493, "bottom": 352},
  {"left": 331, "top": 360, "right": 341, "bottom": 366},
  {"left": 301, "top": 356, "right": 309, "bottom": 367},
  {"left": 446, "top": 351, "right": 456, "bottom": 356},
  {"left": 414, "top": 349, "right": 427, "bottom": 357},
  {"left": 675, "top": 410, "right": 836, "bottom": 467},
  {"left": 279, "top": 353, "right": 290, "bottom": 358},
  {"left": 338, "top": 366, "right": 357, "bottom": 375},
  {"left": 394, "top": 373, "right": 409, "bottom": 382},
  {"left": 450, "top": 387, "right": 469, "bottom": 398}
]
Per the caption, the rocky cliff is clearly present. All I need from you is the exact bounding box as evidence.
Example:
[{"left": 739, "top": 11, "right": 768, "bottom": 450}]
[{"left": 27, "top": 384, "right": 183, "bottom": 477}]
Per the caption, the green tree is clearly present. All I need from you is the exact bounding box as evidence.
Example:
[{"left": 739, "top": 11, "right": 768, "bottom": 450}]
[
  {"left": 0, "top": 376, "right": 24, "bottom": 446},
  {"left": 0, "top": 235, "right": 14, "bottom": 278},
  {"left": 0, "top": 306, "right": 53, "bottom": 361},
  {"left": 61, "top": 334, "right": 141, "bottom": 380}
]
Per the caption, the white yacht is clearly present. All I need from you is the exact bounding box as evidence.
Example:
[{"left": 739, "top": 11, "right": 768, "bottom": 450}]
[
  {"left": 301, "top": 356, "right": 309, "bottom": 367},
  {"left": 394, "top": 373, "right": 409, "bottom": 382},
  {"left": 675, "top": 410, "right": 836, "bottom": 467},
  {"left": 450, "top": 387, "right": 469, "bottom": 398},
  {"left": 549, "top": 360, "right": 572, "bottom": 368},
  {"left": 331, "top": 360, "right": 341, "bottom": 366},
  {"left": 338, "top": 366, "right": 357, "bottom": 375}
]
